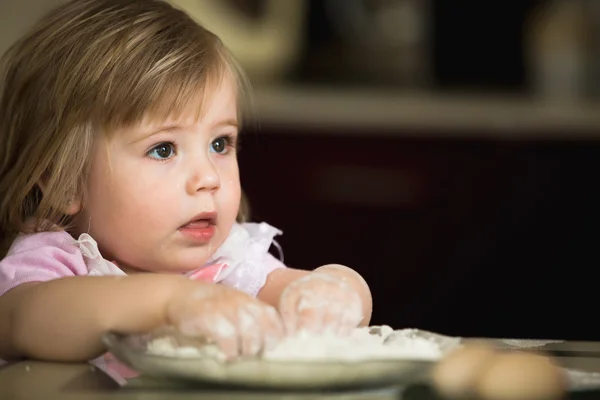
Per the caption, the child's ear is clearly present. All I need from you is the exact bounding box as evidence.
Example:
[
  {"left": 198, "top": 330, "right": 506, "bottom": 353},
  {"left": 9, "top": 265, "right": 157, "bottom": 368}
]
[
  {"left": 37, "top": 180, "right": 82, "bottom": 215},
  {"left": 64, "top": 196, "right": 82, "bottom": 215}
]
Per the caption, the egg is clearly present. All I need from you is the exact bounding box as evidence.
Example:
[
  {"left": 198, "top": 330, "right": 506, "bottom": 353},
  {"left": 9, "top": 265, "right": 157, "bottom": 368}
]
[
  {"left": 430, "top": 342, "right": 498, "bottom": 399},
  {"left": 475, "top": 352, "right": 567, "bottom": 400}
]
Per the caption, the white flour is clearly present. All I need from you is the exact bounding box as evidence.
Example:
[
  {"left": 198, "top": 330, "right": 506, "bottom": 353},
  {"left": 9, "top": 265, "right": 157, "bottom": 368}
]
[{"left": 146, "top": 326, "right": 445, "bottom": 362}]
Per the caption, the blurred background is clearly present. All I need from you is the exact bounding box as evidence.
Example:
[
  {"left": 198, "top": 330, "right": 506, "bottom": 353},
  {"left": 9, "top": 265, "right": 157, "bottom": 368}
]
[{"left": 2, "top": 0, "right": 600, "bottom": 341}]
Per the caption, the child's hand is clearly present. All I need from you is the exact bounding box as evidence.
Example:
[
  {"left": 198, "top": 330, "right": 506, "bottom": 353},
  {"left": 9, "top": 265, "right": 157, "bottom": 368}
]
[
  {"left": 278, "top": 272, "right": 364, "bottom": 336},
  {"left": 166, "top": 280, "right": 284, "bottom": 359}
]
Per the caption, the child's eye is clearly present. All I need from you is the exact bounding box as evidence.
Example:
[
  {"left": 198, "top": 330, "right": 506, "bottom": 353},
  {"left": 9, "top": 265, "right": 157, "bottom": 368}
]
[
  {"left": 210, "top": 135, "right": 235, "bottom": 154},
  {"left": 147, "top": 142, "right": 176, "bottom": 160}
]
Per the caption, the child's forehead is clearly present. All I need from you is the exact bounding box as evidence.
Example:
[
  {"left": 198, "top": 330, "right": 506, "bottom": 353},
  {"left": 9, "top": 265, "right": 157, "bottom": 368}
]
[
  {"left": 93, "top": 43, "right": 244, "bottom": 131},
  {"left": 116, "top": 77, "right": 240, "bottom": 134}
]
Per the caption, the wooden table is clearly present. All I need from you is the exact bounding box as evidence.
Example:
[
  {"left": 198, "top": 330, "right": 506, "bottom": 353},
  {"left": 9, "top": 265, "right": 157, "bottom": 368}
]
[{"left": 2, "top": 338, "right": 600, "bottom": 400}]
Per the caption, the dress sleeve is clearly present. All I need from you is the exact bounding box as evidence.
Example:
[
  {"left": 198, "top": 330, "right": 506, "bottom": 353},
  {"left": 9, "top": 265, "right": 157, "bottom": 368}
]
[
  {"left": 205, "top": 222, "right": 287, "bottom": 297},
  {"left": 0, "top": 231, "right": 88, "bottom": 297}
]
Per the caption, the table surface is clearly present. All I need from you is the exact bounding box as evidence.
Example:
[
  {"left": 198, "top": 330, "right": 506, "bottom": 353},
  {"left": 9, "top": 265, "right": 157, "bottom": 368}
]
[{"left": 3, "top": 338, "right": 600, "bottom": 400}]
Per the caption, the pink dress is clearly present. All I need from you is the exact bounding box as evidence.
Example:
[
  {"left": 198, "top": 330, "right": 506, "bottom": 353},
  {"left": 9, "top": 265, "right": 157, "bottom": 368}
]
[{"left": 0, "top": 222, "right": 286, "bottom": 385}]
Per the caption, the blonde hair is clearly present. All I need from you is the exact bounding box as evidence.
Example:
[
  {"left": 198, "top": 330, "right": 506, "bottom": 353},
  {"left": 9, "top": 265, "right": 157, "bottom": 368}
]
[{"left": 0, "top": 0, "right": 252, "bottom": 255}]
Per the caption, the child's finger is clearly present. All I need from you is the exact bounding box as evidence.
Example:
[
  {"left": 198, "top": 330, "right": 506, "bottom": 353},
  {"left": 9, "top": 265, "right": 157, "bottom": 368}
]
[
  {"left": 278, "top": 292, "right": 301, "bottom": 335},
  {"left": 260, "top": 305, "right": 285, "bottom": 349},
  {"left": 235, "top": 307, "right": 263, "bottom": 356},
  {"left": 204, "top": 314, "right": 240, "bottom": 359}
]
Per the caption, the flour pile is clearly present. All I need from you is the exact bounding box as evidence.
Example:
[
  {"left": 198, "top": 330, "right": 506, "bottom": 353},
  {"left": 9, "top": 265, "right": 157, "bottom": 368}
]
[{"left": 146, "top": 326, "right": 447, "bottom": 362}]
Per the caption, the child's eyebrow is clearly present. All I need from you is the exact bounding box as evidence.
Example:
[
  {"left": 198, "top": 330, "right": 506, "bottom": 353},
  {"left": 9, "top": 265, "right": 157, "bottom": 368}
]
[
  {"left": 215, "top": 118, "right": 238, "bottom": 129},
  {"left": 129, "top": 118, "right": 238, "bottom": 143},
  {"left": 128, "top": 125, "right": 182, "bottom": 144}
]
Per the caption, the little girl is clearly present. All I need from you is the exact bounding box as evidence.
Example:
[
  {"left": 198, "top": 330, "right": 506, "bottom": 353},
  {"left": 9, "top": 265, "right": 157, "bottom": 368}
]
[{"left": 0, "top": 0, "right": 372, "bottom": 380}]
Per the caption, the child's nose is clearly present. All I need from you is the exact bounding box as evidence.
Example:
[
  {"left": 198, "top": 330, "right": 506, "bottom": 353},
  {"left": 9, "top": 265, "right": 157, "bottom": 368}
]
[{"left": 186, "top": 157, "right": 220, "bottom": 194}]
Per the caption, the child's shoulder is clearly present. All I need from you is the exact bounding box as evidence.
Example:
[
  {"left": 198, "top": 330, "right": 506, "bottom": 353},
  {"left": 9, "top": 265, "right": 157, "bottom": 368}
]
[
  {"left": 7, "top": 230, "right": 77, "bottom": 256},
  {"left": 0, "top": 230, "right": 90, "bottom": 297}
]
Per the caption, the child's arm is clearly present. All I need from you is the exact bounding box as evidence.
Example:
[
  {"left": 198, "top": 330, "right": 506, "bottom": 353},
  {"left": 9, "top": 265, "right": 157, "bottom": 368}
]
[
  {"left": 0, "top": 274, "right": 283, "bottom": 362},
  {"left": 258, "top": 264, "right": 373, "bottom": 331},
  {"left": 0, "top": 274, "right": 185, "bottom": 361}
]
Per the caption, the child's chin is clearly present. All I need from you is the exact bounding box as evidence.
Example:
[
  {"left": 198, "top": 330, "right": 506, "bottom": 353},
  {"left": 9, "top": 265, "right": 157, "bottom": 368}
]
[{"left": 162, "top": 252, "right": 211, "bottom": 274}]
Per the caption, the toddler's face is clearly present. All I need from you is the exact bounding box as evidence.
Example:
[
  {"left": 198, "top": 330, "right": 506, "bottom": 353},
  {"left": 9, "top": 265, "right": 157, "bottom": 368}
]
[{"left": 72, "top": 74, "right": 241, "bottom": 273}]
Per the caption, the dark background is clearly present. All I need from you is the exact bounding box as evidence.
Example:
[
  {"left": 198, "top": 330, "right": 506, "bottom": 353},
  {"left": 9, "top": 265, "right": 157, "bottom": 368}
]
[{"left": 238, "top": 0, "right": 600, "bottom": 341}]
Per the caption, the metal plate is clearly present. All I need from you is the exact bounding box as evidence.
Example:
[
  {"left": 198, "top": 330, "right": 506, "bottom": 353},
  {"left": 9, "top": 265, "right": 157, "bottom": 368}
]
[{"left": 103, "top": 328, "right": 461, "bottom": 390}]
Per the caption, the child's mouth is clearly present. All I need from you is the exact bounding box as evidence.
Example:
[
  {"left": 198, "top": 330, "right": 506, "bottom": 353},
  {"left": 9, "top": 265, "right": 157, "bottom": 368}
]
[
  {"left": 183, "top": 219, "right": 211, "bottom": 229},
  {"left": 178, "top": 212, "right": 217, "bottom": 242}
]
